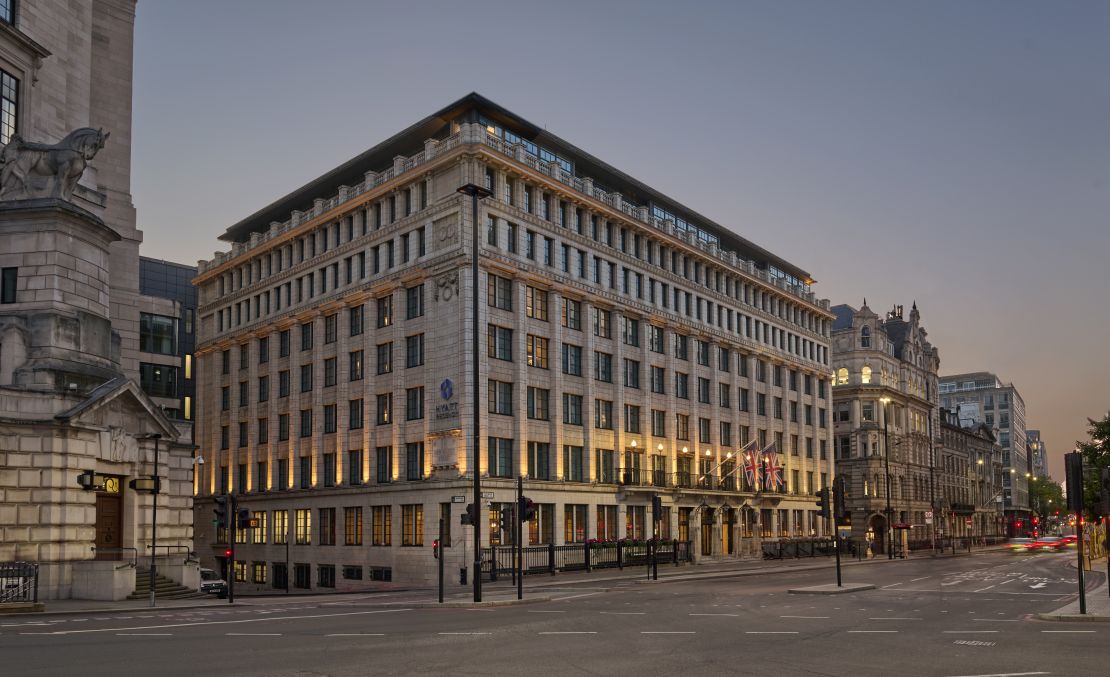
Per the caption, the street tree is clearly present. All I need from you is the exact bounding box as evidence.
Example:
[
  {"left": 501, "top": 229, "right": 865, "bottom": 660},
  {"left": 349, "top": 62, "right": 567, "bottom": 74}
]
[{"left": 1075, "top": 413, "right": 1110, "bottom": 517}]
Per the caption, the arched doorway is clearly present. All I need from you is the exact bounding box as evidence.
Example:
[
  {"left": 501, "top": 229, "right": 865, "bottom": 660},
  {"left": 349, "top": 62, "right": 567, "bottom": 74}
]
[{"left": 868, "top": 514, "right": 888, "bottom": 555}]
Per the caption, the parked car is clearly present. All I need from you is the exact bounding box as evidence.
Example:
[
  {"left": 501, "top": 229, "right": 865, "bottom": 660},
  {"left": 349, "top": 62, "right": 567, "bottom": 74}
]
[
  {"left": 1030, "top": 536, "right": 1066, "bottom": 552},
  {"left": 1008, "top": 538, "right": 1035, "bottom": 553},
  {"left": 199, "top": 568, "right": 227, "bottom": 597}
]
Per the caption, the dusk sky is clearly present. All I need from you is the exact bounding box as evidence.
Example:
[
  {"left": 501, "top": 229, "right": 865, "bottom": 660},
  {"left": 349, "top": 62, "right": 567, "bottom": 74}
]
[{"left": 131, "top": 0, "right": 1109, "bottom": 480}]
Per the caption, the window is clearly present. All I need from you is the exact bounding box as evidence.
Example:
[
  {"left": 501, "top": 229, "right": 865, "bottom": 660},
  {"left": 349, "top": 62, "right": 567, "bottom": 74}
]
[
  {"left": 719, "top": 347, "right": 731, "bottom": 372},
  {"left": 698, "top": 377, "right": 710, "bottom": 404},
  {"left": 323, "top": 404, "right": 337, "bottom": 434},
  {"left": 344, "top": 507, "right": 363, "bottom": 546},
  {"left": 372, "top": 506, "right": 392, "bottom": 545},
  {"left": 563, "top": 393, "right": 583, "bottom": 425},
  {"left": 650, "top": 366, "right": 665, "bottom": 394},
  {"left": 295, "top": 509, "right": 312, "bottom": 545},
  {"left": 405, "top": 443, "right": 424, "bottom": 481},
  {"left": 488, "top": 274, "right": 513, "bottom": 310},
  {"left": 319, "top": 507, "right": 336, "bottom": 545},
  {"left": 624, "top": 404, "right": 641, "bottom": 434},
  {"left": 595, "top": 450, "right": 616, "bottom": 484},
  {"left": 594, "top": 351, "right": 613, "bottom": 382},
  {"left": 375, "top": 447, "right": 393, "bottom": 483},
  {"left": 718, "top": 383, "right": 730, "bottom": 408},
  {"left": 377, "top": 295, "right": 393, "bottom": 327},
  {"left": 676, "top": 413, "right": 689, "bottom": 440},
  {"left": 324, "top": 314, "right": 337, "bottom": 344},
  {"left": 487, "top": 325, "right": 513, "bottom": 361},
  {"left": 526, "top": 335, "right": 549, "bottom": 368},
  {"left": 624, "top": 359, "right": 640, "bottom": 388},
  {"left": 526, "top": 286, "right": 548, "bottom": 321},
  {"left": 349, "top": 350, "right": 363, "bottom": 381},
  {"left": 139, "top": 363, "right": 178, "bottom": 399},
  {"left": 299, "top": 409, "right": 312, "bottom": 437},
  {"left": 376, "top": 393, "right": 392, "bottom": 425},
  {"left": 402, "top": 505, "right": 424, "bottom": 546},
  {"left": 698, "top": 417, "right": 711, "bottom": 443},
  {"left": 349, "top": 304, "right": 364, "bottom": 336},
  {"left": 300, "top": 322, "right": 313, "bottom": 351},
  {"left": 279, "top": 329, "right": 290, "bottom": 357},
  {"left": 757, "top": 393, "right": 767, "bottom": 416},
  {"left": 595, "top": 399, "right": 613, "bottom": 429},
  {"left": 299, "top": 456, "right": 311, "bottom": 489},
  {"left": 651, "top": 409, "right": 666, "bottom": 437},
  {"left": 278, "top": 414, "right": 289, "bottom": 441},
  {"left": 649, "top": 325, "right": 664, "bottom": 353},
  {"left": 527, "top": 387, "right": 549, "bottom": 420},
  {"left": 697, "top": 340, "right": 710, "bottom": 366},
  {"left": 562, "top": 298, "right": 582, "bottom": 330},
  {"left": 406, "top": 387, "right": 424, "bottom": 420},
  {"left": 273, "top": 510, "right": 289, "bottom": 544},
  {"left": 563, "top": 446, "right": 584, "bottom": 482},
  {"left": 593, "top": 308, "right": 612, "bottom": 338},
  {"left": 488, "top": 437, "right": 513, "bottom": 477},
  {"left": 562, "top": 343, "right": 582, "bottom": 376},
  {"left": 278, "top": 370, "right": 290, "bottom": 397},
  {"left": 376, "top": 342, "right": 392, "bottom": 374},
  {"left": 622, "top": 317, "right": 640, "bottom": 346},
  {"left": 347, "top": 448, "right": 363, "bottom": 484},
  {"left": 405, "top": 284, "right": 424, "bottom": 319},
  {"left": 0, "top": 69, "right": 17, "bottom": 146},
  {"left": 406, "top": 334, "right": 424, "bottom": 367},
  {"left": 860, "top": 325, "right": 871, "bottom": 348},
  {"left": 488, "top": 380, "right": 513, "bottom": 415},
  {"left": 139, "top": 313, "right": 177, "bottom": 354},
  {"left": 528, "top": 442, "right": 551, "bottom": 480},
  {"left": 674, "top": 334, "right": 688, "bottom": 360},
  {"left": 324, "top": 357, "right": 337, "bottom": 387},
  {"left": 675, "top": 372, "right": 689, "bottom": 399},
  {"left": 300, "top": 364, "right": 313, "bottom": 392},
  {"left": 861, "top": 365, "right": 872, "bottom": 384}
]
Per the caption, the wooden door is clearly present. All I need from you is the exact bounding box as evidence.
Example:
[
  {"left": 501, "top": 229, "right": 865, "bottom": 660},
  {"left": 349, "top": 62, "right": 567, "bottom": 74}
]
[{"left": 94, "top": 493, "right": 123, "bottom": 560}]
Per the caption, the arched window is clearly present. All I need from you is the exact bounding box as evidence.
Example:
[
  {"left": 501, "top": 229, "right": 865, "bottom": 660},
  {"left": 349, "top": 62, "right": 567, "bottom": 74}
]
[
  {"left": 861, "top": 365, "right": 872, "bottom": 384},
  {"left": 837, "top": 368, "right": 848, "bottom": 385},
  {"left": 860, "top": 326, "right": 871, "bottom": 348}
]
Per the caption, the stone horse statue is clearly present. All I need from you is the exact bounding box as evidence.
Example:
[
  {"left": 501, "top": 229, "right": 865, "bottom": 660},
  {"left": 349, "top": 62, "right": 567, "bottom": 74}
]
[{"left": 0, "top": 127, "right": 109, "bottom": 201}]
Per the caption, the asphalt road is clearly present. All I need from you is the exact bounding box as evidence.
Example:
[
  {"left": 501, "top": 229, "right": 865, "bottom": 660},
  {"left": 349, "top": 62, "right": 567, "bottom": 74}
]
[{"left": 2, "top": 551, "right": 1104, "bottom": 677}]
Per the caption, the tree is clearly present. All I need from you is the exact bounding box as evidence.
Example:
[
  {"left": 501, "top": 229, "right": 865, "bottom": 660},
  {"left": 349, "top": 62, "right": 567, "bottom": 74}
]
[
  {"left": 1076, "top": 414, "right": 1110, "bottom": 517},
  {"left": 1028, "top": 476, "right": 1063, "bottom": 518}
]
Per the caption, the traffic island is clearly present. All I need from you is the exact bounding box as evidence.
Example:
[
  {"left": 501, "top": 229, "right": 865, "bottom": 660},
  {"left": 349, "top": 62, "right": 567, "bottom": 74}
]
[{"left": 787, "top": 583, "right": 875, "bottom": 595}]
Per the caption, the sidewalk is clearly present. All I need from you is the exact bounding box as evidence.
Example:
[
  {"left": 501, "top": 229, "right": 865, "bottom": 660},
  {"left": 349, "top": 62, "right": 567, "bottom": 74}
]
[
  {"left": 4, "top": 543, "right": 1009, "bottom": 616},
  {"left": 1036, "top": 559, "right": 1110, "bottom": 622}
]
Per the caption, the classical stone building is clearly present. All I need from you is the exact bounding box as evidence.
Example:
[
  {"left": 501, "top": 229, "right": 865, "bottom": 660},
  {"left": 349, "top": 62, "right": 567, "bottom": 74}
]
[
  {"left": 0, "top": 1, "right": 195, "bottom": 600},
  {"left": 193, "top": 93, "right": 836, "bottom": 590},
  {"left": 938, "top": 408, "right": 1004, "bottom": 539},
  {"left": 939, "top": 371, "right": 1029, "bottom": 534},
  {"left": 830, "top": 301, "right": 939, "bottom": 555}
]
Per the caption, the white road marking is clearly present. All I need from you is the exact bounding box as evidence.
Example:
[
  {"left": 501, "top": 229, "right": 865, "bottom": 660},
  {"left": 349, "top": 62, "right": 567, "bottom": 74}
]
[
  {"left": 869, "top": 617, "right": 921, "bottom": 621},
  {"left": 40, "top": 608, "right": 412, "bottom": 635},
  {"left": 973, "top": 586, "right": 996, "bottom": 592},
  {"left": 439, "top": 632, "right": 491, "bottom": 635},
  {"left": 116, "top": 633, "right": 171, "bottom": 636},
  {"left": 943, "top": 672, "right": 1049, "bottom": 677},
  {"left": 326, "top": 633, "right": 386, "bottom": 637},
  {"left": 746, "top": 631, "right": 798, "bottom": 634},
  {"left": 539, "top": 631, "right": 597, "bottom": 635},
  {"left": 780, "top": 615, "right": 829, "bottom": 619},
  {"left": 881, "top": 583, "right": 903, "bottom": 589},
  {"left": 601, "top": 612, "right": 645, "bottom": 615},
  {"left": 527, "top": 610, "right": 566, "bottom": 614},
  {"left": 972, "top": 619, "right": 1018, "bottom": 622},
  {"left": 998, "top": 579, "right": 1016, "bottom": 586},
  {"left": 942, "top": 630, "right": 999, "bottom": 634},
  {"left": 550, "top": 592, "right": 603, "bottom": 602},
  {"left": 227, "top": 633, "right": 281, "bottom": 636},
  {"left": 642, "top": 631, "right": 695, "bottom": 634},
  {"left": 848, "top": 630, "right": 898, "bottom": 633},
  {"left": 689, "top": 613, "right": 738, "bottom": 617},
  {"left": 464, "top": 608, "right": 496, "bottom": 612},
  {"left": 1029, "top": 583, "right": 1047, "bottom": 589},
  {"left": 910, "top": 577, "right": 930, "bottom": 582},
  {"left": 1041, "top": 630, "right": 1095, "bottom": 633}
]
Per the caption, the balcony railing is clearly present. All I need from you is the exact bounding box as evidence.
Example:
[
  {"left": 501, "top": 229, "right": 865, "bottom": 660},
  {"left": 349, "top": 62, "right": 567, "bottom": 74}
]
[{"left": 617, "top": 468, "right": 755, "bottom": 493}]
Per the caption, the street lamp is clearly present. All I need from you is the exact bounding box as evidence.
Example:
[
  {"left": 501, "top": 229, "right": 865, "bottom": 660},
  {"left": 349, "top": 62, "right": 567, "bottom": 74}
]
[
  {"left": 457, "top": 182, "right": 492, "bottom": 603},
  {"left": 879, "top": 396, "right": 893, "bottom": 559},
  {"left": 137, "top": 433, "right": 162, "bottom": 608}
]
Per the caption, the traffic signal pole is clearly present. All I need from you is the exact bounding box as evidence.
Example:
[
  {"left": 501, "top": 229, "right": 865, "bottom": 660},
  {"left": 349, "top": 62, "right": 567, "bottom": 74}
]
[
  {"left": 228, "top": 493, "right": 236, "bottom": 605},
  {"left": 517, "top": 475, "right": 524, "bottom": 601},
  {"left": 438, "top": 517, "right": 445, "bottom": 604}
]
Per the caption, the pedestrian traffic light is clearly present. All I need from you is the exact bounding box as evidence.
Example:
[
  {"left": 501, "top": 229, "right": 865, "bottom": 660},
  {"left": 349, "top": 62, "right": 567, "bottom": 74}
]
[
  {"left": 223, "top": 548, "right": 232, "bottom": 559},
  {"left": 833, "top": 476, "right": 847, "bottom": 521},
  {"left": 213, "top": 495, "right": 229, "bottom": 529},
  {"left": 519, "top": 497, "right": 536, "bottom": 522},
  {"left": 1065, "top": 452, "right": 1084, "bottom": 512},
  {"left": 432, "top": 539, "right": 440, "bottom": 560},
  {"left": 499, "top": 506, "right": 514, "bottom": 535},
  {"left": 461, "top": 503, "right": 476, "bottom": 526},
  {"left": 651, "top": 495, "right": 662, "bottom": 519},
  {"left": 816, "top": 487, "right": 831, "bottom": 519}
]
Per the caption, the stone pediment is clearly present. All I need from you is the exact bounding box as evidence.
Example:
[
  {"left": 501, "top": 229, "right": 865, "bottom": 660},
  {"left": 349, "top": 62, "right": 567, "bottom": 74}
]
[{"left": 54, "top": 375, "right": 179, "bottom": 442}]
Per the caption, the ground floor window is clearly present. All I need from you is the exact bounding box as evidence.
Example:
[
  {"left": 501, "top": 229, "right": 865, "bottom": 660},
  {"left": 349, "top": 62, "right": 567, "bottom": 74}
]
[
  {"left": 252, "top": 561, "right": 266, "bottom": 584},
  {"left": 343, "top": 565, "right": 363, "bottom": 580},
  {"left": 564, "top": 504, "right": 587, "bottom": 543},
  {"left": 233, "top": 560, "right": 246, "bottom": 582},
  {"left": 402, "top": 504, "right": 424, "bottom": 546},
  {"left": 657, "top": 507, "right": 672, "bottom": 540},
  {"left": 294, "top": 563, "right": 310, "bottom": 589},
  {"left": 678, "top": 507, "right": 691, "bottom": 542},
  {"left": 596, "top": 505, "right": 618, "bottom": 540},
  {"left": 372, "top": 506, "right": 391, "bottom": 546},
  {"left": 760, "top": 509, "right": 773, "bottom": 538},
  {"left": 527, "top": 503, "right": 554, "bottom": 545},
  {"left": 318, "top": 564, "right": 336, "bottom": 588},
  {"left": 272, "top": 563, "right": 287, "bottom": 589},
  {"left": 626, "top": 505, "right": 646, "bottom": 540}
]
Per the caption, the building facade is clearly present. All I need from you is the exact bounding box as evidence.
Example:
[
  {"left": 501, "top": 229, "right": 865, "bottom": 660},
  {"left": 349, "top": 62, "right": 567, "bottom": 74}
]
[
  {"left": 830, "top": 302, "right": 940, "bottom": 555},
  {"left": 0, "top": 1, "right": 195, "bottom": 600},
  {"left": 939, "top": 409, "right": 1004, "bottom": 539},
  {"left": 138, "top": 257, "right": 198, "bottom": 427},
  {"left": 1026, "top": 429, "right": 1047, "bottom": 480},
  {"left": 939, "top": 372, "right": 1029, "bottom": 534},
  {"left": 193, "top": 93, "right": 836, "bottom": 590}
]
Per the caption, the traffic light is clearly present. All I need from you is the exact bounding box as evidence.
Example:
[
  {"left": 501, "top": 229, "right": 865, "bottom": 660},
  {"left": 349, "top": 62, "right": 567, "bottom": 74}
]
[
  {"left": 236, "top": 508, "right": 251, "bottom": 529},
  {"left": 499, "top": 506, "right": 514, "bottom": 536},
  {"left": 815, "top": 487, "right": 831, "bottom": 519},
  {"left": 833, "top": 476, "right": 847, "bottom": 521},
  {"left": 1100, "top": 468, "right": 1110, "bottom": 517},
  {"left": 223, "top": 548, "right": 232, "bottom": 559},
  {"left": 651, "top": 495, "right": 662, "bottom": 519},
  {"left": 1065, "top": 452, "right": 1084, "bottom": 512},
  {"left": 519, "top": 496, "right": 537, "bottom": 522},
  {"left": 432, "top": 539, "right": 440, "bottom": 560},
  {"left": 461, "top": 503, "right": 476, "bottom": 526},
  {"left": 213, "top": 495, "right": 229, "bottom": 529}
]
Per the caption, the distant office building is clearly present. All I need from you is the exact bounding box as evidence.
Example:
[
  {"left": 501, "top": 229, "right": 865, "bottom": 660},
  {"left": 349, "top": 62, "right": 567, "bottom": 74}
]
[
  {"left": 939, "top": 372, "right": 1028, "bottom": 534},
  {"left": 938, "top": 409, "right": 1004, "bottom": 538},
  {"left": 193, "top": 93, "right": 836, "bottom": 589},
  {"left": 138, "top": 257, "right": 198, "bottom": 426},
  {"left": 1026, "top": 430, "right": 1048, "bottom": 479},
  {"left": 830, "top": 301, "right": 940, "bottom": 555}
]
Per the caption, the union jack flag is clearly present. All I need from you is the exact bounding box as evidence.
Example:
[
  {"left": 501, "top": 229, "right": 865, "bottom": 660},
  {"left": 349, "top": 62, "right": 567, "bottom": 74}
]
[
  {"left": 741, "top": 439, "right": 762, "bottom": 488},
  {"left": 762, "top": 441, "right": 784, "bottom": 492}
]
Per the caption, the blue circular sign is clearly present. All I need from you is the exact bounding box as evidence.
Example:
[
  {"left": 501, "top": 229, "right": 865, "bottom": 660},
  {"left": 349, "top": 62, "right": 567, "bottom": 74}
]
[{"left": 440, "top": 378, "right": 454, "bottom": 401}]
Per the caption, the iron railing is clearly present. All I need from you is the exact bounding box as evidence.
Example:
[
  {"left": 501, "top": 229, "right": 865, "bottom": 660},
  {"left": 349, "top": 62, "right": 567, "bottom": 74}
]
[
  {"left": 0, "top": 562, "right": 38, "bottom": 604},
  {"left": 760, "top": 538, "right": 839, "bottom": 560},
  {"left": 480, "top": 540, "right": 693, "bottom": 580}
]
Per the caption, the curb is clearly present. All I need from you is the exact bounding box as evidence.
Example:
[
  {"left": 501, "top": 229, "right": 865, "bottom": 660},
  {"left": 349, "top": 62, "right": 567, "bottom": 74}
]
[
  {"left": 788, "top": 583, "right": 876, "bottom": 595},
  {"left": 393, "top": 596, "right": 553, "bottom": 609},
  {"left": 1035, "top": 613, "right": 1110, "bottom": 623},
  {"left": 10, "top": 601, "right": 244, "bottom": 617}
]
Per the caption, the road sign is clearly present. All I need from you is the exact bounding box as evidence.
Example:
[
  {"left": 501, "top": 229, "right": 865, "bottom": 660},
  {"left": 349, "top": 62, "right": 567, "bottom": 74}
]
[
  {"left": 924, "top": 511, "right": 933, "bottom": 519},
  {"left": 481, "top": 492, "right": 494, "bottom": 499},
  {"left": 925, "top": 516, "right": 933, "bottom": 525},
  {"left": 451, "top": 495, "right": 466, "bottom": 503}
]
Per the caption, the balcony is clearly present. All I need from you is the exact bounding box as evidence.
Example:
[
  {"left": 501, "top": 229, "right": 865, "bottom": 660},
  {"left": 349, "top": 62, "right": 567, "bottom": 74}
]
[{"left": 618, "top": 468, "right": 751, "bottom": 493}]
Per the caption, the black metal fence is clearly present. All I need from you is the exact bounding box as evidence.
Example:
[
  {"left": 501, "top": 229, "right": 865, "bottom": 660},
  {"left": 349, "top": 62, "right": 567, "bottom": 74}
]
[
  {"left": 0, "top": 562, "right": 39, "bottom": 604},
  {"left": 760, "top": 538, "right": 839, "bottom": 560},
  {"left": 481, "top": 540, "right": 693, "bottom": 580}
]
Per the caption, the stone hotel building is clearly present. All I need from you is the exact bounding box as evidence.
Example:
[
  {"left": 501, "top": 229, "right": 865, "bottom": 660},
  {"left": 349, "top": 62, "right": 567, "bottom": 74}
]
[{"left": 193, "top": 94, "right": 835, "bottom": 588}]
